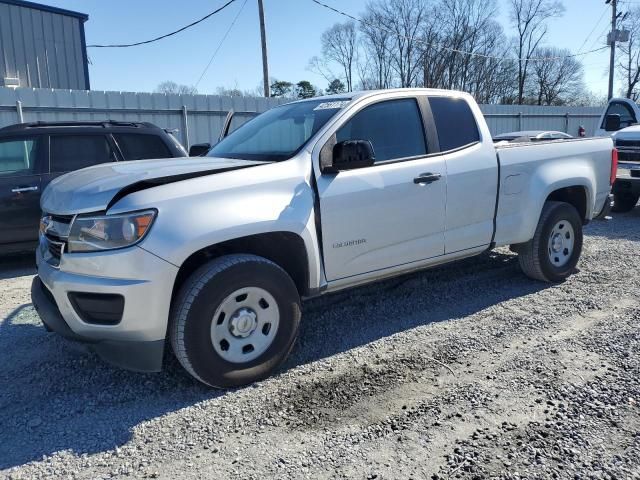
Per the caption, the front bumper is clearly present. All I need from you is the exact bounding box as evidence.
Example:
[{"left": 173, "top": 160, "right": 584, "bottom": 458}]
[
  {"left": 33, "top": 244, "right": 179, "bottom": 372},
  {"left": 31, "top": 276, "right": 164, "bottom": 371}
]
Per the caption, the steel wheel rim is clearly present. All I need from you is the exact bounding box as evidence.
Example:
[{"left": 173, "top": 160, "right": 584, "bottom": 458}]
[
  {"left": 547, "top": 220, "right": 575, "bottom": 268},
  {"left": 211, "top": 286, "right": 279, "bottom": 364}
]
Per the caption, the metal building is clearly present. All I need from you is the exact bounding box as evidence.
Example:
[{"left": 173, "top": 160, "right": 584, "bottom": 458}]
[{"left": 0, "top": 0, "right": 89, "bottom": 90}]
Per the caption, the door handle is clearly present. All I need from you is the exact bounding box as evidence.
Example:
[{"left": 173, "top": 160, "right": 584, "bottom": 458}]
[
  {"left": 11, "top": 186, "right": 39, "bottom": 193},
  {"left": 413, "top": 173, "right": 441, "bottom": 185}
]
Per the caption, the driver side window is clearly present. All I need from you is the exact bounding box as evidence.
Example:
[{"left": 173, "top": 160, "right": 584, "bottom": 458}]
[{"left": 336, "top": 98, "right": 427, "bottom": 163}]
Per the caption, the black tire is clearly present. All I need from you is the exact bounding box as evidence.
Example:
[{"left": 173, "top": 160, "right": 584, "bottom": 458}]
[
  {"left": 170, "top": 254, "right": 301, "bottom": 388},
  {"left": 517, "top": 201, "right": 583, "bottom": 283},
  {"left": 611, "top": 192, "right": 639, "bottom": 213}
]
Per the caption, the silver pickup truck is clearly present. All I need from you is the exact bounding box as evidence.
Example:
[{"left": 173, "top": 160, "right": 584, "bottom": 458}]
[{"left": 31, "top": 89, "right": 615, "bottom": 388}]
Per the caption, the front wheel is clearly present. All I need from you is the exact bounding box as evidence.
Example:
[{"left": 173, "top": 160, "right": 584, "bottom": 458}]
[
  {"left": 517, "top": 201, "right": 583, "bottom": 283},
  {"left": 170, "top": 254, "right": 301, "bottom": 388}
]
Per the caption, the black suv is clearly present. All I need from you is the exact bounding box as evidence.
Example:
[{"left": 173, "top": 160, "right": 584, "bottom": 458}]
[{"left": 0, "top": 121, "right": 188, "bottom": 254}]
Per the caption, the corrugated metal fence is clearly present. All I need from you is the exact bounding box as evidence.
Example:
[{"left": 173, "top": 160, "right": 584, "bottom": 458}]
[
  {"left": 480, "top": 104, "right": 603, "bottom": 138},
  {"left": 0, "top": 87, "right": 288, "bottom": 148},
  {"left": 0, "top": 87, "right": 604, "bottom": 148}
]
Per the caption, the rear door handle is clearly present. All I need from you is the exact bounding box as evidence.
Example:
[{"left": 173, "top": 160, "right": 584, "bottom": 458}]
[
  {"left": 413, "top": 173, "right": 442, "bottom": 185},
  {"left": 11, "top": 186, "right": 39, "bottom": 193}
]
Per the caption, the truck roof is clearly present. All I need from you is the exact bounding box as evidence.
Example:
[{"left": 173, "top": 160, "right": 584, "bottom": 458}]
[{"left": 288, "top": 88, "right": 471, "bottom": 105}]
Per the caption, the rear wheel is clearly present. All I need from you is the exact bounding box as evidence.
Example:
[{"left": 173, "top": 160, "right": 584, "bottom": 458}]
[
  {"left": 517, "top": 201, "right": 583, "bottom": 283},
  {"left": 170, "top": 254, "right": 301, "bottom": 388},
  {"left": 611, "top": 192, "right": 639, "bottom": 213}
]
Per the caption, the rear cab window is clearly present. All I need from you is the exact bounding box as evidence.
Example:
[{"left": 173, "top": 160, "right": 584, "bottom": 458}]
[
  {"left": 113, "top": 133, "right": 172, "bottom": 160},
  {"left": 50, "top": 135, "right": 117, "bottom": 173},
  {"left": 0, "top": 137, "right": 39, "bottom": 177},
  {"left": 428, "top": 97, "right": 480, "bottom": 152},
  {"left": 336, "top": 98, "right": 427, "bottom": 163}
]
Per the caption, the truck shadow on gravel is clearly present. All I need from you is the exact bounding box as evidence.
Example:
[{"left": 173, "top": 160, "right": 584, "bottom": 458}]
[{"left": 0, "top": 250, "right": 548, "bottom": 470}]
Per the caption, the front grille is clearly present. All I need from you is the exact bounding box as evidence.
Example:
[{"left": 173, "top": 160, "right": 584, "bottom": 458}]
[
  {"left": 42, "top": 213, "right": 72, "bottom": 265},
  {"left": 618, "top": 150, "right": 640, "bottom": 162},
  {"left": 616, "top": 139, "right": 640, "bottom": 148},
  {"left": 47, "top": 238, "right": 65, "bottom": 259}
]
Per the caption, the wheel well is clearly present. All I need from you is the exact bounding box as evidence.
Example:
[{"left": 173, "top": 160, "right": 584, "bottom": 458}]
[
  {"left": 172, "top": 232, "right": 310, "bottom": 302},
  {"left": 546, "top": 186, "right": 588, "bottom": 223}
]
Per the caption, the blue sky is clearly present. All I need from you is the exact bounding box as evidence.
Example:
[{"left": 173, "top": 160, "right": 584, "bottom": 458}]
[{"left": 41, "top": 0, "right": 616, "bottom": 97}]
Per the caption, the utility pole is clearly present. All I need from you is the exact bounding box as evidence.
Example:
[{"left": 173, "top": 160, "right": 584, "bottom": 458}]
[
  {"left": 607, "top": 0, "right": 617, "bottom": 100},
  {"left": 257, "top": 0, "right": 270, "bottom": 98}
]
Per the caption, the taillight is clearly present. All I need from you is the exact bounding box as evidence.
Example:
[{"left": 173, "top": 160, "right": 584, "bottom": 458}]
[{"left": 611, "top": 148, "right": 618, "bottom": 185}]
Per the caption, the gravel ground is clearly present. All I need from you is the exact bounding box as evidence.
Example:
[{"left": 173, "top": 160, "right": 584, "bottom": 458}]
[{"left": 1, "top": 211, "right": 639, "bottom": 480}]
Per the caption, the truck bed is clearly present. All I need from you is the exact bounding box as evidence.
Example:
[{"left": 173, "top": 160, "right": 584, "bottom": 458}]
[
  {"left": 494, "top": 136, "right": 604, "bottom": 150},
  {"left": 492, "top": 136, "right": 614, "bottom": 247}
]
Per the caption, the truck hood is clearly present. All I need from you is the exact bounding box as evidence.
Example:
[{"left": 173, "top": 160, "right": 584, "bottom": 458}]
[
  {"left": 41, "top": 156, "right": 267, "bottom": 215},
  {"left": 612, "top": 125, "right": 640, "bottom": 139}
]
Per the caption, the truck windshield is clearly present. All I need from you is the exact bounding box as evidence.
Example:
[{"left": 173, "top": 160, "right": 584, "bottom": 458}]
[{"left": 208, "top": 98, "right": 350, "bottom": 161}]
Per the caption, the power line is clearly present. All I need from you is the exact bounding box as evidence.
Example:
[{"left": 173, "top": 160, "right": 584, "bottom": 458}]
[
  {"left": 586, "top": 22, "right": 614, "bottom": 53},
  {"left": 195, "top": 0, "right": 248, "bottom": 88},
  {"left": 577, "top": 5, "right": 610, "bottom": 53},
  {"left": 87, "top": 0, "right": 239, "bottom": 48},
  {"left": 310, "top": 0, "right": 609, "bottom": 63}
]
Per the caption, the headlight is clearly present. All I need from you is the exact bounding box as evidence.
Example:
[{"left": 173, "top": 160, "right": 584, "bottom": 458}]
[{"left": 67, "top": 210, "right": 156, "bottom": 253}]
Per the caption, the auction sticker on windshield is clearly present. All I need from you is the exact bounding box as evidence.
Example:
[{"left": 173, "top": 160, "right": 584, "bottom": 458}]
[{"left": 313, "top": 101, "right": 351, "bottom": 110}]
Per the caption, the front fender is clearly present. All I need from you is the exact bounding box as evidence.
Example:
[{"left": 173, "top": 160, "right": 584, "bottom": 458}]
[{"left": 108, "top": 157, "right": 323, "bottom": 291}]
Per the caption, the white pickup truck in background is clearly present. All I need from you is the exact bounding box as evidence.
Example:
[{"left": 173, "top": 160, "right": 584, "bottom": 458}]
[
  {"left": 596, "top": 97, "right": 640, "bottom": 211},
  {"left": 32, "top": 89, "right": 615, "bottom": 388}
]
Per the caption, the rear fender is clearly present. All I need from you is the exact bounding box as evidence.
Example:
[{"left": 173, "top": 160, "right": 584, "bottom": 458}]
[{"left": 495, "top": 160, "right": 594, "bottom": 245}]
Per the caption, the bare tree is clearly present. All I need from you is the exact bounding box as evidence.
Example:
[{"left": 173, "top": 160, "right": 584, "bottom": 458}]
[
  {"left": 215, "top": 86, "right": 244, "bottom": 97},
  {"left": 618, "top": 8, "right": 640, "bottom": 101},
  {"left": 418, "top": 0, "right": 516, "bottom": 103},
  {"left": 420, "top": 2, "right": 449, "bottom": 89},
  {"left": 307, "top": 55, "right": 340, "bottom": 86},
  {"left": 465, "top": 22, "right": 518, "bottom": 104},
  {"left": 155, "top": 81, "right": 198, "bottom": 95},
  {"left": 530, "top": 47, "right": 584, "bottom": 105},
  {"left": 568, "top": 90, "right": 608, "bottom": 107},
  {"left": 359, "top": 5, "right": 393, "bottom": 89},
  {"left": 509, "top": 0, "right": 564, "bottom": 104},
  {"left": 320, "top": 21, "right": 358, "bottom": 91},
  {"left": 305, "top": 0, "right": 585, "bottom": 107},
  {"left": 439, "top": 0, "right": 499, "bottom": 91},
  {"left": 376, "top": 0, "right": 427, "bottom": 87}
]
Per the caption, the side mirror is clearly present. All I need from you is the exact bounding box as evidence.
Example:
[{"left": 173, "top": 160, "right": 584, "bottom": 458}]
[
  {"left": 604, "top": 114, "right": 621, "bottom": 132},
  {"left": 322, "top": 140, "right": 375, "bottom": 173},
  {"left": 188, "top": 143, "right": 211, "bottom": 157}
]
